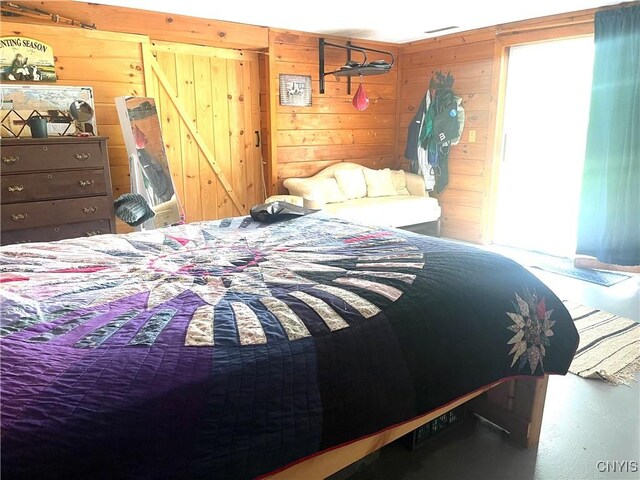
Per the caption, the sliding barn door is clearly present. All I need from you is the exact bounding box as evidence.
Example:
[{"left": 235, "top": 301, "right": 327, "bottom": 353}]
[{"left": 142, "top": 42, "right": 264, "bottom": 223}]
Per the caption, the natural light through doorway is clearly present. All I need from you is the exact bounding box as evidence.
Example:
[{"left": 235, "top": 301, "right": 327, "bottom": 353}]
[{"left": 493, "top": 37, "right": 595, "bottom": 258}]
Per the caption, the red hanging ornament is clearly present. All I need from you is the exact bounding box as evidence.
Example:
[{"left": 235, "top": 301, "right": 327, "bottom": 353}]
[{"left": 352, "top": 82, "right": 369, "bottom": 111}]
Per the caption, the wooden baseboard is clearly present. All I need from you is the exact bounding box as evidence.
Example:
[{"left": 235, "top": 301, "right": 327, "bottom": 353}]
[{"left": 574, "top": 256, "right": 640, "bottom": 274}]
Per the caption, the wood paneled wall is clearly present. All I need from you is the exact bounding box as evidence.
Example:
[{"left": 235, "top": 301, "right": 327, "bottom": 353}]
[{"left": 268, "top": 30, "right": 400, "bottom": 194}]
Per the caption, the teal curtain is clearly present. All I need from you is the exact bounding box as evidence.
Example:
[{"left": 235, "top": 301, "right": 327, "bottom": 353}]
[{"left": 576, "top": 5, "right": 640, "bottom": 266}]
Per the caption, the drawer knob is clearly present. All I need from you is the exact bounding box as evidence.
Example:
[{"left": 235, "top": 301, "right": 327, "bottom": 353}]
[
  {"left": 83, "top": 206, "right": 98, "bottom": 214},
  {"left": 75, "top": 153, "right": 91, "bottom": 161},
  {"left": 2, "top": 156, "right": 19, "bottom": 164},
  {"left": 85, "top": 230, "right": 102, "bottom": 237},
  {"left": 11, "top": 213, "right": 28, "bottom": 222},
  {"left": 7, "top": 185, "right": 24, "bottom": 192},
  {"left": 79, "top": 179, "right": 95, "bottom": 187}
]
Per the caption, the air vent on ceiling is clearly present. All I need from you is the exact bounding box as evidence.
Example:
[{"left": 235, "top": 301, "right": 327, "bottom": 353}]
[{"left": 424, "top": 26, "right": 459, "bottom": 34}]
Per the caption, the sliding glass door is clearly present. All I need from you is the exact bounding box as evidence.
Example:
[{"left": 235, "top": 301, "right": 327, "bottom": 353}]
[{"left": 493, "top": 37, "right": 594, "bottom": 257}]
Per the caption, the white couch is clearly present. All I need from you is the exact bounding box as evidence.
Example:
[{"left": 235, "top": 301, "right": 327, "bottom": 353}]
[{"left": 278, "top": 162, "right": 441, "bottom": 233}]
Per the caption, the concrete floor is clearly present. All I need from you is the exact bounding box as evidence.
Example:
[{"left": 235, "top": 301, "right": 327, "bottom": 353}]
[{"left": 347, "top": 244, "right": 640, "bottom": 480}]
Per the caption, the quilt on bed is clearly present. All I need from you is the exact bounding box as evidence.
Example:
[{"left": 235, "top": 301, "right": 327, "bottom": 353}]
[{"left": 0, "top": 214, "right": 579, "bottom": 479}]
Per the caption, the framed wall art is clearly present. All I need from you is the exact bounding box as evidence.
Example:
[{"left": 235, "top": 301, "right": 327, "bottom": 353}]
[
  {"left": 0, "top": 36, "right": 57, "bottom": 82},
  {"left": 279, "top": 74, "right": 312, "bottom": 107},
  {"left": 0, "top": 84, "right": 96, "bottom": 137}
]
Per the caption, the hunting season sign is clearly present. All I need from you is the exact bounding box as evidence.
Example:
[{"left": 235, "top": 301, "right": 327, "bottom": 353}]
[{"left": 1, "top": 36, "right": 57, "bottom": 82}]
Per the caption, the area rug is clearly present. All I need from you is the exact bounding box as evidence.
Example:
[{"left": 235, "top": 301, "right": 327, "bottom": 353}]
[
  {"left": 486, "top": 245, "right": 632, "bottom": 287},
  {"left": 564, "top": 301, "right": 640, "bottom": 385},
  {"left": 532, "top": 256, "right": 631, "bottom": 287}
]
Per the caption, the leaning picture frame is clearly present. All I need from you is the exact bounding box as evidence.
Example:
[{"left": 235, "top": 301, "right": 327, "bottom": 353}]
[{"left": 0, "top": 84, "right": 96, "bottom": 137}]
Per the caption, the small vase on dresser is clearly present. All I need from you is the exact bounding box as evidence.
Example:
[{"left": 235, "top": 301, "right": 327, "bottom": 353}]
[{"left": 1, "top": 136, "right": 115, "bottom": 245}]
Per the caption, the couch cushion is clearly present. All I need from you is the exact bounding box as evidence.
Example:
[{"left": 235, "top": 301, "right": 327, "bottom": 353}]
[
  {"left": 390, "top": 170, "right": 411, "bottom": 195},
  {"left": 334, "top": 168, "right": 367, "bottom": 200},
  {"left": 282, "top": 177, "right": 346, "bottom": 204},
  {"left": 323, "top": 195, "right": 441, "bottom": 228},
  {"left": 363, "top": 168, "right": 398, "bottom": 197}
]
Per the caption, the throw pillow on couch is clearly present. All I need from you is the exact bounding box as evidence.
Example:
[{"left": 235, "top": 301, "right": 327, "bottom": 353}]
[
  {"left": 363, "top": 168, "right": 399, "bottom": 197},
  {"left": 390, "top": 170, "right": 411, "bottom": 195},
  {"left": 282, "top": 177, "right": 345, "bottom": 207},
  {"left": 334, "top": 168, "right": 367, "bottom": 200}
]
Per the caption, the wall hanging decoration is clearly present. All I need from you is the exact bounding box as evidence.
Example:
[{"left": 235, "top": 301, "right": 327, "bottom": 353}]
[
  {"left": 0, "top": 84, "right": 96, "bottom": 137},
  {"left": 0, "top": 36, "right": 57, "bottom": 82},
  {"left": 404, "top": 71, "right": 465, "bottom": 193},
  {"left": 279, "top": 74, "right": 312, "bottom": 106}
]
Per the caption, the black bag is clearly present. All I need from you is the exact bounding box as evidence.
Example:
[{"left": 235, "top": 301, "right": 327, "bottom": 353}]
[
  {"left": 113, "top": 193, "right": 156, "bottom": 227},
  {"left": 249, "top": 201, "right": 317, "bottom": 224}
]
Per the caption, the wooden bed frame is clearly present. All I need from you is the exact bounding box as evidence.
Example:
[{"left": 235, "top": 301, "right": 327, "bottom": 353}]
[{"left": 266, "top": 375, "right": 548, "bottom": 479}]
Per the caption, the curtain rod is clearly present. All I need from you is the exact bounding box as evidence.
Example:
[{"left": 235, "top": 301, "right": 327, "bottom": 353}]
[{"left": 497, "top": 2, "right": 638, "bottom": 37}]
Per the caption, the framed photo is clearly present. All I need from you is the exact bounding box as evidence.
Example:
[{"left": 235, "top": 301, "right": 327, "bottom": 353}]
[{"left": 279, "top": 74, "right": 311, "bottom": 107}]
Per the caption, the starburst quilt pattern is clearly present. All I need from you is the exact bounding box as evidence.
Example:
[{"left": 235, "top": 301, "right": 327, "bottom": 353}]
[{"left": 506, "top": 289, "right": 555, "bottom": 374}]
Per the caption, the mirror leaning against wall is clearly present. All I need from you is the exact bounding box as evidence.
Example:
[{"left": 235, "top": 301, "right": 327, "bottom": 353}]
[{"left": 115, "top": 96, "right": 183, "bottom": 230}]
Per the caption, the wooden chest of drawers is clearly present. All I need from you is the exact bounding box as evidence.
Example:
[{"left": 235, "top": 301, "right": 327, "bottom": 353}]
[{"left": 1, "top": 136, "right": 115, "bottom": 245}]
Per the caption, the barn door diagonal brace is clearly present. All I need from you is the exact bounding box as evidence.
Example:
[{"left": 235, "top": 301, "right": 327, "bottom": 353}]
[{"left": 143, "top": 45, "right": 244, "bottom": 213}]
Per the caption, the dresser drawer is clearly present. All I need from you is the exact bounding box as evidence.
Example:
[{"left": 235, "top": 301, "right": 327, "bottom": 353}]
[
  {"left": 2, "top": 169, "right": 107, "bottom": 204},
  {"left": 1, "top": 219, "right": 112, "bottom": 245},
  {"left": 2, "top": 196, "right": 112, "bottom": 231},
  {"left": 0, "top": 142, "right": 104, "bottom": 173}
]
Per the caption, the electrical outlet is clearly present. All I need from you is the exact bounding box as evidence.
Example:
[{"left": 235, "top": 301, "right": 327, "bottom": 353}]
[{"left": 469, "top": 130, "right": 476, "bottom": 143}]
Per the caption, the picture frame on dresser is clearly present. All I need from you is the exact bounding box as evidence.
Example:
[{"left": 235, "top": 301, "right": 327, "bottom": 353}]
[
  {"left": 0, "top": 136, "right": 115, "bottom": 245},
  {"left": 0, "top": 84, "right": 97, "bottom": 138}
]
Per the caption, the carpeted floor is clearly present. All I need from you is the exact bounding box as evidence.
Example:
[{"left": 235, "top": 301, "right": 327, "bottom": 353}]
[{"left": 564, "top": 300, "right": 640, "bottom": 384}]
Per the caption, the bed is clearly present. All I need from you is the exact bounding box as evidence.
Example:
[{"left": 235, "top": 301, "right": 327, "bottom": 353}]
[{"left": 0, "top": 212, "right": 579, "bottom": 479}]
